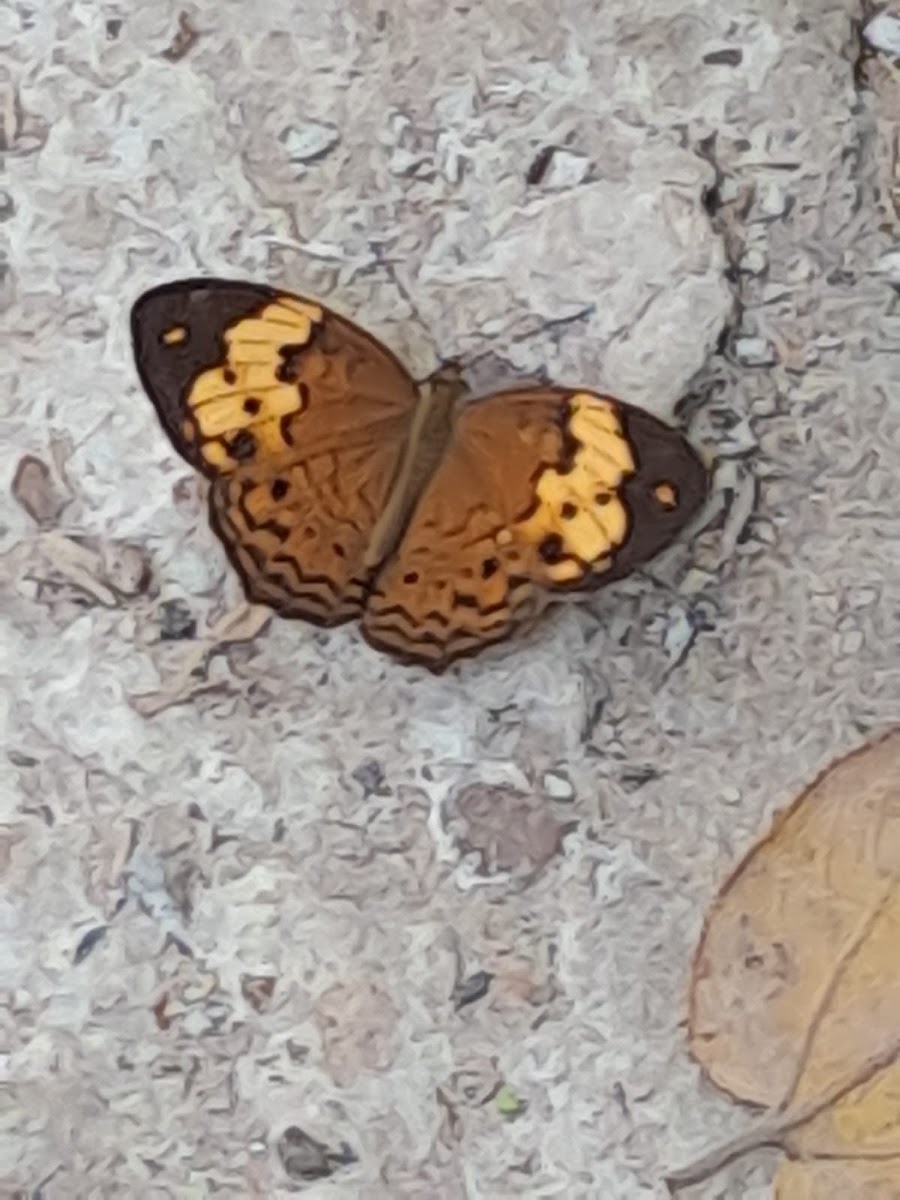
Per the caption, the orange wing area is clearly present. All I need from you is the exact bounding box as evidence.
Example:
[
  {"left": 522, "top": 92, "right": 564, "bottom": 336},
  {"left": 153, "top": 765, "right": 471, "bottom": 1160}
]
[
  {"left": 132, "top": 279, "right": 419, "bottom": 624},
  {"left": 362, "top": 388, "right": 707, "bottom": 669}
]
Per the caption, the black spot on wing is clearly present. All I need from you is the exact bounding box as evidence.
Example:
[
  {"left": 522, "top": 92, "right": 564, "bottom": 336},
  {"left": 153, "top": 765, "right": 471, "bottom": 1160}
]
[
  {"left": 227, "top": 430, "right": 257, "bottom": 462},
  {"left": 538, "top": 533, "right": 565, "bottom": 563}
]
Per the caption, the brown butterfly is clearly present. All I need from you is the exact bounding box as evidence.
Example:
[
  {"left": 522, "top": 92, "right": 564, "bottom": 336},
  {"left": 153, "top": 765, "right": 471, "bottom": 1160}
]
[{"left": 131, "top": 279, "right": 708, "bottom": 670}]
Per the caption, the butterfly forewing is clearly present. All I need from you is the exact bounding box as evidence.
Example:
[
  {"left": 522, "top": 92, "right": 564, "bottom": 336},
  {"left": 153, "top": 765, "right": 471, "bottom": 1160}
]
[{"left": 132, "top": 279, "right": 419, "bottom": 624}]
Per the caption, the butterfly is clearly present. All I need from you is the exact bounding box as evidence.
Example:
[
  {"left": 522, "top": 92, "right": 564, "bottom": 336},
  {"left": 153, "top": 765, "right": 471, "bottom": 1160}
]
[{"left": 131, "top": 279, "right": 709, "bottom": 670}]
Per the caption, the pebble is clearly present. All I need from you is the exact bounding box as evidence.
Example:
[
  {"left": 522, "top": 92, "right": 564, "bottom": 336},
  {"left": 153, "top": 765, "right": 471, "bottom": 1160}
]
[
  {"left": 758, "top": 182, "right": 788, "bottom": 218},
  {"left": 542, "top": 149, "right": 591, "bottom": 189},
  {"left": 663, "top": 609, "right": 695, "bottom": 663},
  {"left": 280, "top": 120, "right": 340, "bottom": 164},
  {"left": 876, "top": 251, "right": 900, "bottom": 285},
  {"left": 864, "top": 11, "right": 900, "bottom": 56},
  {"left": 741, "top": 247, "right": 767, "bottom": 275},
  {"left": 103, "top": 543, "right": 151, "bottom": 596},
  {"left": 542, "top": 769, "right": 575, "bottom": 801},
  {"left": 849, "top": 587, "right": 878, "bottom": 609},
  {"left": 732, "top": 335, "right": 777, "bottom": 366},
  {"left": 839, "top": 629, "right": 864, "bottom": 655}
]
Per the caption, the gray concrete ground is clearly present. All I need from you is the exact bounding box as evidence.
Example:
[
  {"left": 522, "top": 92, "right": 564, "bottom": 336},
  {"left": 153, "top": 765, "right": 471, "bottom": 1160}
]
[{"left": 2, "top": 1, "right": 899, "bottom": 1197}]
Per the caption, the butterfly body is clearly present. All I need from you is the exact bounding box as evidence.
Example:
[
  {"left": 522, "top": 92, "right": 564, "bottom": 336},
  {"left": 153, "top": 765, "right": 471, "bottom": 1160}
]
[{"left": 132, "top": 279, "right": 708, "bottom": 669}]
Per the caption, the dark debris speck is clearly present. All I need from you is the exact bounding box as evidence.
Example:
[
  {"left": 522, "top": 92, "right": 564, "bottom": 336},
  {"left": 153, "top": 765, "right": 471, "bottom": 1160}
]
[
  {"left": 158, "top": 597, "right": 196, "bottom": 641},
  {"left": 277, "top": 1126, "right": 358, "bottom": 1182},
  {"left": 703, "top": 47, "right": 743, "bottom": 66},
  {"left": 73, "top": 925, "right": 107, "bottom": 964},
  {"left": 452, "top": 970, "right": 493, "bottom": 1010},
  {"left": 351, "top": 758, "right": 390, "bottom": 797},
  {"left": 526, "top": 145, "right": 556, "bottom": 185},
  {"left": 619, "top": 765, "right": 662, "bottom": 792}
]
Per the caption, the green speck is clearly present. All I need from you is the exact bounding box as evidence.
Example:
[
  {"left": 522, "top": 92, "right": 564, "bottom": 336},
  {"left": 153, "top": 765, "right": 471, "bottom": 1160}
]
[{"left": 495, "top": 1084, "right": 525, "bottom": 1117}]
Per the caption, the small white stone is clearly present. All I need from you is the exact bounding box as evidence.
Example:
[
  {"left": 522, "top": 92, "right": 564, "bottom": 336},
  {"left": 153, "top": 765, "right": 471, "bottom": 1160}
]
[
  {"left": 741, "top": 247, "right": 767, "bottom": 275},
  {"left": 876, "top": 251, "right": 900, "bottom": 284},
  {"left": 718, "top": 177, "right": 744, "bottom": 205},
  {"left": 279, "top": 120, "right": 340, "bottom": 164},
  {"left": 720, "top": 416, "right": 758, "bottom": 456},
  {"left": 733, "top": 335, "right": 777, "bottom": 366},
  {"left": 663, "top": 609, "right": 695, "bottom": 663},
  {"left": 865, "top": 12, "right": 900, "bottom": 56},
  {"left": 542, "top": 769, "right": 575, "bottom": 801},
  {"left": 720, "top": 786, "right": 741, "bottom": 806},
  {"left": 542, "top": 149, "right": 591, "bottom": 189},
  {"left": 436, "top": 132, "right": 464, "bottom": 183},
  {"left": 759, "top": 182, "right": 787, "bottom": 217},
  {"left": 181, "top": 1009, "right": 209, "bottom": 1037},
  {"left": 103, "top": 544, "right": 150, "bottom": 596},
  {"left": 849, "top": 587, "right": 878, "bottom": 609},
  {"left": 840, "top": 629, "right": 864, "bottom": 655}
]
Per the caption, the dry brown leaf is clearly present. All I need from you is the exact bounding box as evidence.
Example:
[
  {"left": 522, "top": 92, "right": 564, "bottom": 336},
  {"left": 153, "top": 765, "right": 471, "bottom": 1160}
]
[
  {"left": 776, "top": 1160, "right": 900, "bottom": 1200},
  {"left": 668, "top": 728, "right": 900, "bottom": 1193}
]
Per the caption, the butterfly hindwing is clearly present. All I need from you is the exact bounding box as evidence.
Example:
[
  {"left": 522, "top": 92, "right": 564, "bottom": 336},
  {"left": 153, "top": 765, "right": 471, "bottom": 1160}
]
[
  {"left": 206, "top": 437, "right": 413, "bottom": 627},
  {"left": 362, "top": 388, "right": 708, "bottom": 668},
  {"left": 132, "top": 279, "right": 420, "bottom": 624}
]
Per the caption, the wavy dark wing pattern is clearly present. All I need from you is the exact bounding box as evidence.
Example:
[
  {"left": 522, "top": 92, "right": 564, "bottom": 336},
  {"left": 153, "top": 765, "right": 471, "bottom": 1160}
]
[{"left": 207, "top": 438, "right": 409, "bottom": 626}]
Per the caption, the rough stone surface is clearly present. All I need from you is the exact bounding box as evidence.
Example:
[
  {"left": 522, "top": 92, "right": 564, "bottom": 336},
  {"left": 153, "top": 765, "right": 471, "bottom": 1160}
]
[{"left": 3, "top": 1, "right": 899, "bottom": 1197}]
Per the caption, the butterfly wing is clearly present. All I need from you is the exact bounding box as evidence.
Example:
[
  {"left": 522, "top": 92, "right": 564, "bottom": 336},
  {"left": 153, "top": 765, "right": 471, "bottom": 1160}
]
[
  {"left": 362, "top": 388, "right": 708, "bottom": 668},
  {"left": 132, "top": 279, "right": 419, "bottom": 624}
]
